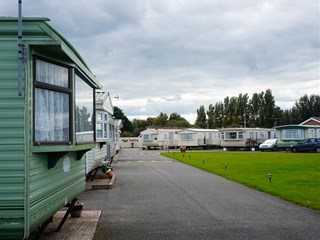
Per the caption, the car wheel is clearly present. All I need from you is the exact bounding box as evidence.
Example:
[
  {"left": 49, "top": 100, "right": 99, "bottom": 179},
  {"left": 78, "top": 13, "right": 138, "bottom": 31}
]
[
  {"left": 315, "top": 147, "right": 320, "bottom": 153},
  {"left": 291, "top": 147, "right": 298, "bottom": 153}
]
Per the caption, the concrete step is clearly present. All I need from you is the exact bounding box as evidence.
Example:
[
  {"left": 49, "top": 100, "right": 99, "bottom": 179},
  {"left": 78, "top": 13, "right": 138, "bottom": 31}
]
[{"left": 86, "top": 173, "right": 116, "bottom": 190}]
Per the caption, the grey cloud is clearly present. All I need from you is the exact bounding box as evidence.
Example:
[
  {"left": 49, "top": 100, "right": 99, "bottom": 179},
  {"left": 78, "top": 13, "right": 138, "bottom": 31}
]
[{"left": 1, "top": 1, "right": 319, "bottom": 122}]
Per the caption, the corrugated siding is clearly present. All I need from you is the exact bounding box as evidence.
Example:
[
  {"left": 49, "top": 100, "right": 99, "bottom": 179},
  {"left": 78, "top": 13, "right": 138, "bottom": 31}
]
[
  {"left": 0, "top": 38, "right": 26, "bottom": 239},
  {"left": 28, "top": 152, "right": 86, "bottom": 231},
  {"left": 86, "top": 144, "right": 107, "bottom": 174}
]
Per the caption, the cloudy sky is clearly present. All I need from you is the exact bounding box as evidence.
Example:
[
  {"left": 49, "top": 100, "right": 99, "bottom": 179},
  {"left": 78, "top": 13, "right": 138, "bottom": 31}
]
[{"left": 1, "top": 0, "right": 319, "bottom": 123}]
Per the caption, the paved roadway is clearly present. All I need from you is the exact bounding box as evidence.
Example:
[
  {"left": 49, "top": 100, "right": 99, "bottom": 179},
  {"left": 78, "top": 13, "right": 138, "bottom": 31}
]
[{"left": 80, "top": 148, "right": 320, "bottom": 240}]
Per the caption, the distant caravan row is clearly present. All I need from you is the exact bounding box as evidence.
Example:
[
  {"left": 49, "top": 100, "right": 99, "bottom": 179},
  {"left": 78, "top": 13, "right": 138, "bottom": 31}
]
[
  {"left": 119, "top": 117, "right": 320, "bottom": 152},
  {"left": 139, "top": 127, "right": 275, "bottom": 151}
]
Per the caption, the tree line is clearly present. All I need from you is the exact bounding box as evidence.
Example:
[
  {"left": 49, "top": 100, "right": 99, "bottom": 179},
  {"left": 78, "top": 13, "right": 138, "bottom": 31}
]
[
  {"left": 113, "top": 108, "right": 191, "bottom": 137},
  {"left": 114, "top": 89, "right": 320, "bottom": 137}
]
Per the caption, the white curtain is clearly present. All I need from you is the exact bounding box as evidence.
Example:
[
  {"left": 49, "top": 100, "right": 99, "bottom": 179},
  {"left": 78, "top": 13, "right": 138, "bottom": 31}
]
[
  {"left": 34, "top": 59, "right": 69, "bottom": 142},
  {"left": 36, "top": 59, "right": 68, "bottom": 87},
  {"left": 282, "top": 129, "right": 304, "bottom": 139},
  {"left": 35, "top": 89, "right": 69, "bottom": 142}
]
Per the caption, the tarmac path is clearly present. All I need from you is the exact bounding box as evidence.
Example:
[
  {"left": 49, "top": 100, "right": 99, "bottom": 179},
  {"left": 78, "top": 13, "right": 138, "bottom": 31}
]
[{"left": 79, "top": 148, "right": 320, "bottom": 240}]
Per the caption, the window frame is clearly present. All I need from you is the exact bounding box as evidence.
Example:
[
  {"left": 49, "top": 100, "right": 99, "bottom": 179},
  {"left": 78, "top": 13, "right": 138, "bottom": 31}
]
[
  {"left": 33, "top": 56, "right": 72, "bottom": 146},
  {"left": 281, "top": 129, "right": 304, "bottom": 140},
  {"left": 75, "top": 71, "right": 96, "bottom": 144},
  {"left": 96, "top": 111, "right": 110, "bottom": 140},
  {"left": 180, "top": 133, "right": 193, "bottom": 140}
]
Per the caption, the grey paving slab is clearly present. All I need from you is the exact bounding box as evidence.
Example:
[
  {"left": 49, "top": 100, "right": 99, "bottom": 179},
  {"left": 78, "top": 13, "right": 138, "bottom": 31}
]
[{"left": 79, "top": 148, "right": 320, "bottom": 240}]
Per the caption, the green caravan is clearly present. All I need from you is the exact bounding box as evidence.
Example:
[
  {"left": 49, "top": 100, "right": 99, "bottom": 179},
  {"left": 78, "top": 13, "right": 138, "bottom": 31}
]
[
  {"left": 0, "top": 18, "right": 102, "bottom": 239},
  {"left": 275, "top": 117, "right": 320, "bottom": 150}
]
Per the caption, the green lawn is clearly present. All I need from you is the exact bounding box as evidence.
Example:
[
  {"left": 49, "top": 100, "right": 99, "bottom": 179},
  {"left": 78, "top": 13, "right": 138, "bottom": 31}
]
[{"left": 161, "top": 151, "right": 320, "bottom": 210}]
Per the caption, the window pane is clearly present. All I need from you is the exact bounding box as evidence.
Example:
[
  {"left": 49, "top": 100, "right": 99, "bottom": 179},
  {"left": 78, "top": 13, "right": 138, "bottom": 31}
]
[
  {"left": 36, "top": 59, "right": 69, "bottom": 87},
  {"left": 96, "top": 113, "right": 102, "bottom": 121},
  {"left": 111, "top": 125, "right": 115, "bottom": 140},
  {"left": 143, "top": 134, "right": 150, "bottom": 140},
  {"left": 226, "top": 132, "right": 237, "bottom": 139},
  {"left": 75, "top": 74, "right": 94, "bottom": 142},
  {"left": 238, "top": 132, "right": 243, "bottom": 139},
  {"left": 309, "top": 129, "right": 315, "bottom": 138},
  {"left": 169, "top": 132, "right": 174, "bottom": 139},
  {"left": 249, "top": 132, "right": 255, "bottom": 139},
  {"left": 104, "top": 123, "right": 108, "bottom": 138},
  {"left": 282, "top": 129, "right": 304, "bottom": 139},
  {"left": 96, "top": 123, "right": 102, "bottom": 138},
  {"left": 35, "top": 88, "right": 69, "bottom": 142}
]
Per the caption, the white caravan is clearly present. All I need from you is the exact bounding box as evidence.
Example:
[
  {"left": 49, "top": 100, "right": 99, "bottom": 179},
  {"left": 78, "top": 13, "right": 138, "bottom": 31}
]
[
  {"left": 85, "top": 91, "right": 117, "bottom": 174},
  {"left": 140, "top": 128, "right": 181, "bottom": 149},
  {"left": 177, "top": 128, "right": 220, "bottom": 149},
  {"left": 219, "top": 127, "right": 276, "bottom": 150}
]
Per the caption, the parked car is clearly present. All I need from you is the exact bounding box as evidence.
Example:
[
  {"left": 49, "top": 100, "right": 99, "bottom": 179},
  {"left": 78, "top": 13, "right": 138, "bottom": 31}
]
[
  {"left": 259, "top": 139, "right": 277, "bottom": 151},
  {"left": 290, "top": 138, "right": 320, "bottom": 153}
]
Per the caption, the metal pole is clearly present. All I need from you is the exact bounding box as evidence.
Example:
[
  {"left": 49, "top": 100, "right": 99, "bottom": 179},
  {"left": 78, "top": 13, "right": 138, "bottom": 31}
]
[
  {"left": 18, "top": 0, "right": 23, "bottom": 96},
  {"left": 243, "top": 103, "right": 247, "bottom": 128}
]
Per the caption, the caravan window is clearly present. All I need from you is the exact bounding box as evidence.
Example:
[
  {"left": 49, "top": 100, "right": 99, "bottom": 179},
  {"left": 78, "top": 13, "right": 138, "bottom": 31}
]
[
  {"left": 96, "top": 112, "right": 109, "bottom": 140},
  {"left": 96, "top": 113, "right": 102, "bottom": 121},
  {"left": 238, "top": 132, "right": 243, "bottom": 139},
  {"left": 110, "top": 125, "right": 115, "bottom": 141},
  {"left": 225, "top": 132, "right": 237, "bottom": 139},
  {"left": 169, "top": 132, "right": 174, "bottom": 139},
  {"left": 96, "top": 123, "right": 103, "bottom": 138},
  {"left": 143, "top": 134, "right": 151, "bottom": 141},
  {"left": 249, "top": 132, "right": 254, "bottom": 139},
  {"left": 181, "top": 133, "right": 193, "bottom": 140},
  {"left": 104, "top": 123, "right": 108, "bottom": 138},
  {"left": 34, "top": 58, "right": 71, "bottom": 144},
  {"left": 282, "top": 129, "right": 304, "bottom": 140},
  {"left": 221, "top": 132, "right": 225, "bottom": 139},
  {"left": 75, "top": 73, "right": 94, "bottom": 143},
  {"left": 309, "top": 129, "right": 315, "bottom": 138}
]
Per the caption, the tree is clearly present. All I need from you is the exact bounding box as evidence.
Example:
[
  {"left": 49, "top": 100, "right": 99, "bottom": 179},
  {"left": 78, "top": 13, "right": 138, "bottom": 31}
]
[
  {"left": 236, "top": 93, "right": 249, "bottom": 127},
  {"left": 168, "top": 113, "right": 191, "bottom": 128},
  {"left": 153, "top": 112, "right": 168, "bottom": 127},
  {"left": 248, "top": 93, "right": 262, "bottom": 127},
  {"left": 292, "top": 94, "right": 320, "bottom": 123},
  {"left": 113, "top": 106, "right": 133, "bottom": 136},
  {"left": 262, "top": 89, "right": 277, "bottom": 128},
  {"left": 223, "top": 97, "right": 232, "bottom": 127},
  {"left": 213, "top": 101, "right": 224, "bottom": 128},
  {"left": 195, "top": 105, "right": 207, "bottom": 128},
  {"left": 206, "top": 104, "right": 215, "bottom": 129},
  {"left": 132, "top": 119, "right": 148, "bottom": 136}
]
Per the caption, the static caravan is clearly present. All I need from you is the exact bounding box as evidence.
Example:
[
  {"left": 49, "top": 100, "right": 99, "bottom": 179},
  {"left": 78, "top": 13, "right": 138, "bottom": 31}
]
[
  {"left": 276, "top": 117, "right": 320, "bottom": 149},
  {"left": 0, "top": 18, "right": 102, "bottom": 239},
  {"left": 177, "top": 128, "right": 220, "bottom": 149},
  {"left": 85, "top": 91, "right": 116, "bottom": 174},
  {"left": 140, "top": 128, "right": 181, "bottom": 149},
  {"left": 219, "top": 128, "right": 275, "bottom": 150}
]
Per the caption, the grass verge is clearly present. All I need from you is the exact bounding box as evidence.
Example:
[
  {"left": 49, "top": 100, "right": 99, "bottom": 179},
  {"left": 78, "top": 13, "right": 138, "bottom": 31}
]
[{"left": 161, "top": 151, "right": 320, "bottom": 210}]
